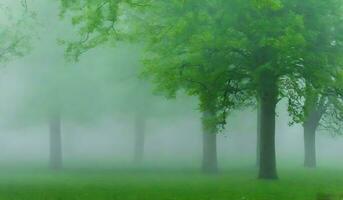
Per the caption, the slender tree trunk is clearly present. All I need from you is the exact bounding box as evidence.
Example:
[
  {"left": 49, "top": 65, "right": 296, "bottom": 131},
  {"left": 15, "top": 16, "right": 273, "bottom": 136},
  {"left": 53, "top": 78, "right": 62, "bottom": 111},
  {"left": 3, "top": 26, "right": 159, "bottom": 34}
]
[
  {"left": 302, "top": 86, "right": 326, "bottom": 169},
  {"left": 303, "top": 122, "right": 317, "bottom": 168},
  {"left": 258, "top": 71, "right": 278, "bottom": 180},
  {"left": 303, "top": 110, "right": 321, "bottom": 168},
  {"left": 134, "top": 114, "right": 145, "bottom": 163},
  {"left": 256, "top": 100, "right": 261, "bottom": 167},
  {"left": 49, "top": 113, "right": 62, "bottom": 170},
  {"left": 201, "top": 111, "right": 218, "bottom": 174}
]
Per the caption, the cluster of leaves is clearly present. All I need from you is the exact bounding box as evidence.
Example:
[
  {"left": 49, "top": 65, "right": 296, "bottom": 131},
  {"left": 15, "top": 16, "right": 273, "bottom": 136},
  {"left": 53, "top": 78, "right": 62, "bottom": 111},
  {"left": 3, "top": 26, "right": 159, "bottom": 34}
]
[
  {"left": 0, "top": 1, "right": 35, "bottom": 63},
  {"left": 58, "top": 0, "right": 197, "bottom": 124},
  {"left": 125, "top": 0, "right": 308, "bottom": 130},
  {"left": 59, "top": 0, "right": 150, "bottom": 61},
  {"left": 285, "top": 0, "right": 343, "bottom": 133},
  {"left": 60, "top": 0, "right": 343, "bottom": 132}
]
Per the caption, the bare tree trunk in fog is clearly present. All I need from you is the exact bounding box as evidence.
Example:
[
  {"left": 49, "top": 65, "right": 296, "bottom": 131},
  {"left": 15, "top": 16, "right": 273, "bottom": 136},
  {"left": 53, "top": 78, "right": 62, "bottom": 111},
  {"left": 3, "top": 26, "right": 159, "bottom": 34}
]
[
  {"left": 202, "top": 111, "right": 218, "bottom": 174},
  {"left": 49, "top": 113, "right": 62, "bottom": 170},
  {"left": 134, "top": 113, "right": 145, "bottom": 163},
  {"left": 256, "top": 100, "right": 261, "bottom": 167},
  {"left": 303, "top": 121, "right": 317, "bottom": 168},
  {"left": 258, "top": 72, "right": 278, "bottom": 180},
  {"left": 303, "top": 109, "right": 322, "bottom": 168}
]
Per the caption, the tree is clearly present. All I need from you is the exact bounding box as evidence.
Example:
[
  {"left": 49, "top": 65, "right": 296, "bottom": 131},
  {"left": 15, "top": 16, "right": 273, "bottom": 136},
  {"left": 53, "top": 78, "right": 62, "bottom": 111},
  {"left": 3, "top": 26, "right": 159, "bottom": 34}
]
[
  {"left": 128, "top": 0, "right": 305, "bottom": 179},
  {"left": 288, "top": 72, "right": 343, "bottom": 169},
  {"left": 286, "top": 0, "right": 343, "bottom": 168},
  {"left": 59, "top": 0, "right": 343, "bottom": 180},
  {"left": 128, "top": 1, "right": 252, "bottom": 173},
  {"left": 9, "top": 0, "right": 116, "bottom": 170},
  {"left": 58, "top": 0, "right": 295, "bottom": 179},
  {"left": 97, "top": 44, "right": 197, "bottom": 164},
  {"left": 49, "top": 112, "right": 62, "bottom": 169},
  {"left": 59, "top": 0, "right": 223, "bottom": 172}
]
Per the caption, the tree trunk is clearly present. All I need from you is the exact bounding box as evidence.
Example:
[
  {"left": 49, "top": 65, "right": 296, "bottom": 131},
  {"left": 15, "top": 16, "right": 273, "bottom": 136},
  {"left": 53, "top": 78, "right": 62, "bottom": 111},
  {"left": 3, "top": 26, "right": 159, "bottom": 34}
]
[
  {"left": 49, "top": 113, "right": 62, "bottom": 170},
  {"left": 258, "top": 72, "right": 278, "bottom": 180},
  {"left": 256, "top": 100, "right": 261, "bottom": 167},
  {"left": 303, "top": 122, "right": 317, "bottom": 168},
  {"left": 134, "top": 114, "right": 145, "bottom": 163},
  {"left": 201, "top": 111, "right": 218, "bottom": 174},
  {"left": 303, "top": 109, "right": 321, "bottom": 168}
]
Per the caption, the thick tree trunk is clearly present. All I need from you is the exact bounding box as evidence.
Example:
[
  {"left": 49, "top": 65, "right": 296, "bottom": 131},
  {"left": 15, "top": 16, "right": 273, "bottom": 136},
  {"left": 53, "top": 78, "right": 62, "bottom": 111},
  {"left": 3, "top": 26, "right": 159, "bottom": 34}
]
[
  {"left": 134, "top": 114, "right": 145, "bottom": 163},
  {"left": 256, "top": 100, "right": 261, "bottom": 167},
  {"left": 258, "top": 72, "right": 278, "bottom": 180},
  {"left": 201, "top": 111, "right": 218, "bottom": 174},
  {"left": 49, "top": 113, "right": 62, "bottom": 170}
]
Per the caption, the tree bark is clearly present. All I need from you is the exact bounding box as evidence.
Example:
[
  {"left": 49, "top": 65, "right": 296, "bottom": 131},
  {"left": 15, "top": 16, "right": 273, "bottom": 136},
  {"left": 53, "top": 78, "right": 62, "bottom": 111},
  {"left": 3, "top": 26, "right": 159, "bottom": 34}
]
[
  {"left": 201, "top": 111, "right": 218, "bottom": 174},
  {"left": 256, "top": 100, "right": 261, "bottom": 167},
  {"left": 49, "top": 113, "right": 62, "bottom": 170},
  {"left": 303, "top": 109, "right": 321, "bottom": 168},
  {"left": 303, "top": 121, "right": 317, "bottom": 168},
  {"left": 134, "top": 114, "right": 145, "bottom": 163},
  {"left": 258, "top": 71, "right": 278, "bottom": 180}
]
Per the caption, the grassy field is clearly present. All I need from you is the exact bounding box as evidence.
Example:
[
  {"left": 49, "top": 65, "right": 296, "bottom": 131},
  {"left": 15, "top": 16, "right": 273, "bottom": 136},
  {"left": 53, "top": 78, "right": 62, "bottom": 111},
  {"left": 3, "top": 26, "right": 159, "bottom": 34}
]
[{"left": 0, "top": 166, "right": 341, "bottom": 200}]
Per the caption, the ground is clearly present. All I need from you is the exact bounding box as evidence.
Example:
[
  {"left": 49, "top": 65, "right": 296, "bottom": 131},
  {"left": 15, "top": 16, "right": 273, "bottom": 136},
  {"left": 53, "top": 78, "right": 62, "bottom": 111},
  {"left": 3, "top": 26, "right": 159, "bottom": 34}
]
[{"left": 0, "top": 165, "right": 342, "bottom": 200}]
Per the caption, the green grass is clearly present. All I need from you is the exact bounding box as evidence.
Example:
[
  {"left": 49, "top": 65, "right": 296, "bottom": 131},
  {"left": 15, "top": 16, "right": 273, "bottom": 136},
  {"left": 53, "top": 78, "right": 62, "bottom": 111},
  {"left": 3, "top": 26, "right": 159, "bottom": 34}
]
[{"left": 0, "top": 166, "right": 342, "bottom": 200}]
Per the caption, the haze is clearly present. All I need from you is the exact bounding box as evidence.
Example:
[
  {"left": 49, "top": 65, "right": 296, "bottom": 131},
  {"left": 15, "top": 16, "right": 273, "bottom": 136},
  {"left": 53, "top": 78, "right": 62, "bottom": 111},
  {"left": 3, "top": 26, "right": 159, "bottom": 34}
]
[{"left": 0, "top": 0, "right": 343, "bottom": 200}]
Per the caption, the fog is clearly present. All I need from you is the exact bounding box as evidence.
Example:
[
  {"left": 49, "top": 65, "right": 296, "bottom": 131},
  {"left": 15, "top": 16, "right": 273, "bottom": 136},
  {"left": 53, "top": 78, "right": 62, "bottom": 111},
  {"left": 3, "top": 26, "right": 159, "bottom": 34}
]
[
  {"left": 0, "top": 97, "right": 342, "bottom": 170},
  {"left": 0, "top": 0, "right": 342, "bottom": 172},
  {"left": 2, "top": 1, "right": 343, "bottom": 199}
]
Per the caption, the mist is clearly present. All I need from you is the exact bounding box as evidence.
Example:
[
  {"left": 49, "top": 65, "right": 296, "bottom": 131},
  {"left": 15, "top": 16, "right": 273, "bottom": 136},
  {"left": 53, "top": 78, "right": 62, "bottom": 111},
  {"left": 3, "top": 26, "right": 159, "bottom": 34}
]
[{"left": 1, "top": 0, "right": 343, "bottom": 200}]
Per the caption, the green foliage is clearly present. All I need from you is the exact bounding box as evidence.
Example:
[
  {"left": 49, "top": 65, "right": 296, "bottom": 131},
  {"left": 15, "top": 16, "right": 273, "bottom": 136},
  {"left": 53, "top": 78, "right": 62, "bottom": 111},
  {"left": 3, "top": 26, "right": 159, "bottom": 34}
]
[
  {"left": 252, "top": 0, "right": 283, "bottom": 10},
  {"left": 60, "top": 0, "right": 343, "bottom": 131},
  {"left": 58, "top": 0, "right": 150, "bottom": 61},
  {"left": 124, "top": 0, "right": 307, "bottom": 130},
  {"left": 57, "top": 1, "right": 198, "bottom": 125},
  {"left": 0, "top": 2, "right": 35, "bottom": 63},
  {"left": 285, "top": 0, "right": 343, "bottom": 132}
]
